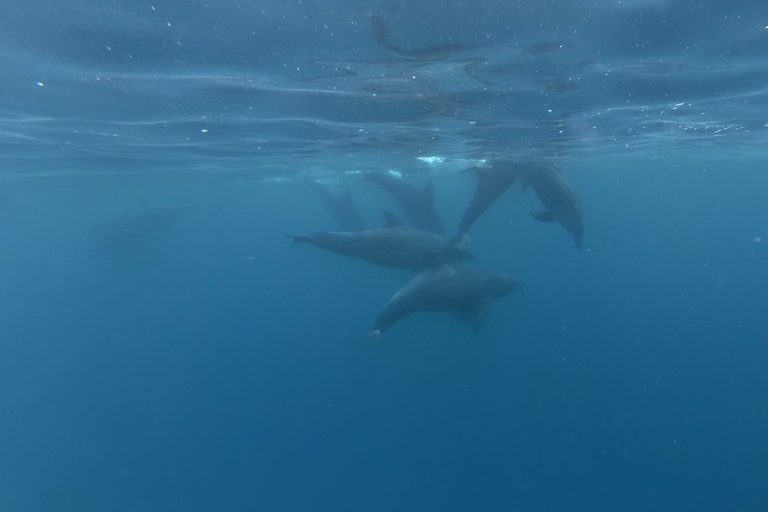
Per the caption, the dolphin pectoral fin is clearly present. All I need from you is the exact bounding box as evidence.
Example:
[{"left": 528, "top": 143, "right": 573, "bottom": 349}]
[
  {"left": 450, "top": 312, "right": 482, "bottom": 336},
  {"left": 468, "top": 318, "right": 482, "bottom": 338},
  {"left": 455, "top": 299, "right": 493, "bottom": 337},
  {"left": 381, "top": 209, "right": 405, "bottom": 228},
  {"left": 470, "top": 298, "right": 494, "bottom": 321},
  {"left": 531, "top": 211, "right": 557, "bottom": 222}
]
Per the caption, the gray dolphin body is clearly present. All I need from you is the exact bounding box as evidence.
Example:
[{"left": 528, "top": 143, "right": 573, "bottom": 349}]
[
  {"left": 369, "top": 264, "right": 523, "bottom": 339},
  {"left": 458, "top": 158, "right": 526, "bottom": 235},
  {"left": 304, "top": 180, "right": 365, "bottom": 232},
  {"left": 289, "top": 213, "right": 471, "bottom": 270},
  {"left": 518, "top": 162, "right": 584, "bottom": 249},
  {"left": 365, "top": 172, "right": 445, "bottom": 235}
]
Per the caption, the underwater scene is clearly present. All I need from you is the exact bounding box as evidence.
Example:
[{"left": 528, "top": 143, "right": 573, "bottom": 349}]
[{"left": 1, "top": 1, "right": 767, "bottom": 510}]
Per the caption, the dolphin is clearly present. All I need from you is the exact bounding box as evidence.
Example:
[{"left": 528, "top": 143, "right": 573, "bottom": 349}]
[
  {"left": 288, "top": 211, "right": 472, "bottom": 270},
  {"left": 304, "top": 180, "right": 365, "bottom": 232},
  {"left": 369, "top": 15, "right": 482, "bottom": 60},
  {"left": 88, "top": 206, "right": 193, "bottom": 254},
  {"left": 518, "top": 162, "right": 584, "bottom": 249},
  {"left": 458, "top": 158, "right": 525, "bottom": 235},
  {"left": 364, "top": 172, "right": 445, "bottom": 235},
  {"left": 368, "top": 264, "right": 523, "bottom": 339}
]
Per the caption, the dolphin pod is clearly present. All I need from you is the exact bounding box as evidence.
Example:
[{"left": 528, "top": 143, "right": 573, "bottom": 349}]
[{"left": 288, "top": 158, "right": 583, "bottom": 338}]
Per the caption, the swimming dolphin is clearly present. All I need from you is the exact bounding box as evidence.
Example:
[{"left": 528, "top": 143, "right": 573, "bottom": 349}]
[
  {"left": 369, "top": 15, "right": 481, "bottom": 60},
  {"left": 368, "top": 264, "right": 523, "bottom": 339},
  {"left": 288, "top": 211, "right": 472, "bottom": 270},
  {"left": 304, "top": 180, "right": 365, "bottom": 232},
  {"left": 518, "top": 162, "right": 584, "bottom": 249},
  {"left": 458, "top": 158, "right": 525, "bottom": 235},
  {"left": 364, "top": 172, "right": 445, "bottom": 235},
  {"left": 88, "top": 206, "right": 193, "bottom": 254}
]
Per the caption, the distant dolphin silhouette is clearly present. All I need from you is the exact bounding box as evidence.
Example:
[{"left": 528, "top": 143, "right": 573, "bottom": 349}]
[
  {"left": 88, "top": 206, "right": 192, "bottom": 254},
  {"left": 518, "top": 162, "right": 584, "bottom": 249},
  {"left": 369, "top": 15, "right": 481, "bottom": 60},
  {"left": 458, "top": 158, "right": 524, "bottom": 235},
  {"left": 288, "top": 210, "right": 471, "bottom": 270},
  {"left": 364, "top": 172, "right": 445, "bottom": 235},
  {"left": 368, "top": 264, "right": 523, "bottom": 339},
  {"left": 304, "top": 180, "right": 365, "bottom": 232}
]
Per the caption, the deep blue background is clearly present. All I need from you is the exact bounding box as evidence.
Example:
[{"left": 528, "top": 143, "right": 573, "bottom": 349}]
[
  {"left": 1, "top": 0, "right": 768, "bottom": 510},
  {"left": 1, "top": 157, "right": 766, "bottom": 511}
]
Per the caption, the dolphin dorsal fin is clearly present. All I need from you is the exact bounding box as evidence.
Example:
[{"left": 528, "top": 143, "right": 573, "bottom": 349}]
[{"left": 382, "top": 209, "right": 405, "bottom": 228}]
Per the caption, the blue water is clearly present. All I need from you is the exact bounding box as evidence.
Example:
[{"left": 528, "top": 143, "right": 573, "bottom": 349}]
[{"left": 1, "top": 1, "right": 767, "bottom": 511}]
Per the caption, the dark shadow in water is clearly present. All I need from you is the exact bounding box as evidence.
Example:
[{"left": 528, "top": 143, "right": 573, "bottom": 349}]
[
  {"left": 87, "top": 206, "right": 192, "bottom": 256},
  {"left": 369, "top": 15, "right": 485, "bottom": 60},
  {"left": 304, "top": 180, "right": 366, "bottom": 232}
]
